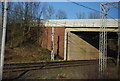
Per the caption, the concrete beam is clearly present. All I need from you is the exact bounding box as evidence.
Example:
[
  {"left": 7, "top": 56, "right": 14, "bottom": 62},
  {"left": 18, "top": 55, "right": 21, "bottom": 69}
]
[
  {"left": 42, "top": 19, "right": 119, "bottom": 28},
  {"left": 66, "top": 28, "right": 118, "bottom": 32}
]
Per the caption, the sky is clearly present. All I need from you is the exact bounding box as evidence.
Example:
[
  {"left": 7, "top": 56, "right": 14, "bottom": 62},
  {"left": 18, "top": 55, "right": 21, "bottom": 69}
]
[
  {"left": 41, "top": 2, "right": 119, "bottom": 19},
  {"left": 0, "top": 2, "right": 119, "bottom": 19},
  {"left": 1, "top": 0, "right": 120, "bottom": 2}
]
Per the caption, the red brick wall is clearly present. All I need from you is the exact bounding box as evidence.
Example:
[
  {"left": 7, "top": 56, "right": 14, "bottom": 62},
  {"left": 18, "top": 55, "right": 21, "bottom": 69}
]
[{"left": 39, "top": 27, "right": 65, "bottom": 58}]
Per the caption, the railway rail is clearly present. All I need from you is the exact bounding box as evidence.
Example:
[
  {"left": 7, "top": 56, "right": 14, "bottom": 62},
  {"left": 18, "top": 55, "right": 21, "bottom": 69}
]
[{"left": 3, "top": 59, "right": 114, "bottom": 73}]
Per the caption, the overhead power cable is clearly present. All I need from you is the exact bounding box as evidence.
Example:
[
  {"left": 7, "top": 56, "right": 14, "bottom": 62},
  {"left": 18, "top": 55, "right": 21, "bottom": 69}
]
[{"left": 67, "top": 0, "right": 119, "bottom": 23}]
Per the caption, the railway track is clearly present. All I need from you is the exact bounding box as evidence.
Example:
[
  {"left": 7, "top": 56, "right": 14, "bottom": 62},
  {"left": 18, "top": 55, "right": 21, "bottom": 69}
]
[{"left": 3, "top": 60, "right": 114, "bottom": 73}]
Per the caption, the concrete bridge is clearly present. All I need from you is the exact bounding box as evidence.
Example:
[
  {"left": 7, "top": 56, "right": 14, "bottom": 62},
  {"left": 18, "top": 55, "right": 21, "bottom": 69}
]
[{"left": 39, "top": 19, "right": 119, "bottom": 60}]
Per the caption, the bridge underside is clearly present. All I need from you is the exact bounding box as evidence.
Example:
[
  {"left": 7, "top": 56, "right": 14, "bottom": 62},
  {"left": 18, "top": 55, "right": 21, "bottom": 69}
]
[
  {"left": 66, "top": 28, "right": 118, "bottom": 32},
  {"left": 65, "top": 27, "right": 118, "bottom": 60}
]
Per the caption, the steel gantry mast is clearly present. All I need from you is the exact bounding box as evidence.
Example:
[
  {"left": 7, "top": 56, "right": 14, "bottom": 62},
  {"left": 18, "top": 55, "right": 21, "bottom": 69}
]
[
  {"left": 99, "top": 2, "right": 120, "bottom": 79},
  {"left": 99, "top": 3, "right": 107, "bottom": 79}
]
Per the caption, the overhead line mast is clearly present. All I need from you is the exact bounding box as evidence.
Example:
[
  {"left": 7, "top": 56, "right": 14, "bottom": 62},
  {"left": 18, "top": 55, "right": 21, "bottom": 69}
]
[
  {"left": 0, "top": 0, "right": 8, "bottom": 80},
  {"left": 99, "top": 2, "right": 120, "bottom": 79}
]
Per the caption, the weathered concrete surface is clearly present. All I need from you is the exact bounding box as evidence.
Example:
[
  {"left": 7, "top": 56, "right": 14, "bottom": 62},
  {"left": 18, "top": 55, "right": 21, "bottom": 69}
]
[
  {"left": 42, "top": 19, "right": 118, "bottom": 28},
  {"left": 67, "top": 32, "right": 99, "bottom": 60},
  {"left": 66, "top": 28, "right": 118, "bottom": 32},
  {"left": 36, "top": 19, "right": 119, "bottom": 60}
]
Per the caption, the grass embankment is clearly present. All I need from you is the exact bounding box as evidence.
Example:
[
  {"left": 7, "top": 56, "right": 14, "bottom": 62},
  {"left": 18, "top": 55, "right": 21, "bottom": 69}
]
[{"left": 4, "top": 43, "right": 51, "bottom": 64}]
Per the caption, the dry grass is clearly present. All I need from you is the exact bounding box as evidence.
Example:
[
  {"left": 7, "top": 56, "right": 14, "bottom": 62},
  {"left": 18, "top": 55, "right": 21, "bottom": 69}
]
[{"left": 4, "top": 43, "right": 51, "bottom": 64}]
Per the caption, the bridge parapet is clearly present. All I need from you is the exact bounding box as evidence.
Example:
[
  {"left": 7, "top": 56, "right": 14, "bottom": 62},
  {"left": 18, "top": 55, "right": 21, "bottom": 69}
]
[{"left": 41, "top": 19, "right": 119, "bottom": 28}]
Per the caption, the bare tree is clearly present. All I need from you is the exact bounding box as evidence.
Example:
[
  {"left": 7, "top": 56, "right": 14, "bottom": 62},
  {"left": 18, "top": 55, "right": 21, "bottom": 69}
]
[
  {"left": 88, "top": 11, "right": 100, "bottom": 19},
  {"left": 7, "top": 2, "right": 24, "bottom": 48},
  {"left": 56, "top": 9, "right": 67, "bottom": 19},
  {"left": 43, "top": 4, "right": 55, "bottom": 19},
  {"left": 7, "top": 2, "right": 43, "bottom": 48},
  {"left": 76, "top": 12, "right": 86, "bottom": 19}
]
